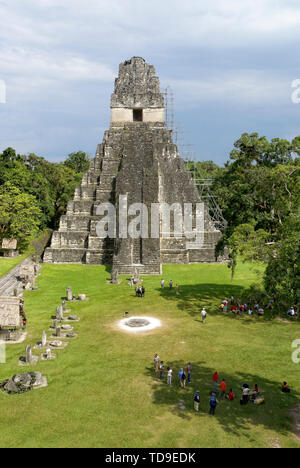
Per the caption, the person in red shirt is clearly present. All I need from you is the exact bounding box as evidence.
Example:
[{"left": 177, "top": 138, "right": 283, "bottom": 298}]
[
  {"left": 213, "top": 372, "right": 218, "bottom": 392},
  {"left": 220, "top": 379, "right": 227, "bottom": 399},
  {"left": 227, "top": 389, "right": 235, "bottom": 401}
]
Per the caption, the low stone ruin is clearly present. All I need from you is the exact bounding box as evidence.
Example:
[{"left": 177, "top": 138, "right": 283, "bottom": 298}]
[
  {"left": 0, "top": 296, "right": 27, "bottom": 343},
  {"left": 0, "top": 372, "right": 47, "bottom": 395},
  {"left": 41, "top": 348, "right": 56, "bottom": 361},
  {"left": 66, "top": 286, "right": 89, "bottom": 302},
  {"left": 19, "top": 263, "right": 40, "bottom": 291},
  {"left": 19, "top": 345, "right": 39, "bottom": 366},
  {"left": 2, "top": 238, "right": 18, "bottom": 258}
]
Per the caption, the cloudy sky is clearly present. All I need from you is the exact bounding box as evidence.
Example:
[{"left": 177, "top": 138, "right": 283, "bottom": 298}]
[{"left": 0, "top": 0, "right": 300, "bottom": 165}]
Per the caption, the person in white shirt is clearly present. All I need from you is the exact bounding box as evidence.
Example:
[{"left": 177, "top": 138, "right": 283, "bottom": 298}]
[
  {"left": 167, "top": 367, "right": 173, "bottom": 385},
  {"left": 242, "top": 386, "right": 250, "bottom": 405},
  {"left": 161, "top": 279, "right": 165, "bottom": 289},
  {"left": 201, "top": 308, "right": 207, "bottom": 324},
  {"left": 154, "top": 354, "right": 160, "bottom": 372}
]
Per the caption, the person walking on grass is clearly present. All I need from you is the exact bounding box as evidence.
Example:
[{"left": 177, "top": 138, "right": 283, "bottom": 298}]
[
  {"left": 201, "top": 308, "right": 207, "bottom": 324},
  {"left": 213, "top": 371, "right": 218, "bottom": 392},
  {"left": 194, "top": 391, "right": 200, "bottom": 412},
  {"left": 169, "top": 280, "right": 173, "bottom": 290},
  {"left": 220, "top": 379, "right": 227, "bottom": 400},
  {"left": 175, "top": 284, "right": 179, "bottom": 295},
  {"left": 178, "top": 368, "right": 186, "bottom": 388},
  {"left": 186, "top": 363, "right": 192, "bottom": 383},
  {"left": 159, "top": 361, "right": 164, "bottom": 380},
  {"left": 161, "top": 279, "right": 165, "bottom": 289},
  {"left": 154, "top": 354, "right": 160, "bottom": 372},
  {"left": 141, "top": 286, "right": 145, "bottom": 298},
  {"left": 209, "top": 394, "right": 218, "bottom": 416},
  {"left": 167, "top": 367, "right": 173, "bottom": 385}
]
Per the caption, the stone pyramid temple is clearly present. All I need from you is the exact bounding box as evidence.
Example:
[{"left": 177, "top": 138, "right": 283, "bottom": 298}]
[{"left": 44, "top": 57, "right": 222, "bottom": 274}]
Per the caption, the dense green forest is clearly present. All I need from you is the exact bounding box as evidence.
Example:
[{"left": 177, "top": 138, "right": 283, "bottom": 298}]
[
  {"left": 0, "top": 148, "right": 90, "bottom": 250},
  {"left": 186, "top": 133, "right": 300, "bottom": 312},
  {"left": 0, "top": 132, "right": 299, "bottom": 312}
]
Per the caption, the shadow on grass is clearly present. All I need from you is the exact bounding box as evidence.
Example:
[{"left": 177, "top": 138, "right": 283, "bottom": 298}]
[
  {"left": 146, "top": 361, "right": 299, "bottom": 437},
  {"left": 158, "top": 284, "right": 292, "bottom": 324}
]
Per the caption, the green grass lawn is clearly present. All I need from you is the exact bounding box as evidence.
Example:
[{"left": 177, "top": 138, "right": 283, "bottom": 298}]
[
  {"left": 0, "top": 255, "right": 26, "bottom": 278},
  {"left": 0, "top": 261, "right": 299, "bottom": 448}
]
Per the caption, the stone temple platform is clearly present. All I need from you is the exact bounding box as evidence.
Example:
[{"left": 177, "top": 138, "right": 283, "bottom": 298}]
[{"left": 43, "top": 57, "right": 223, "bottom": 274}]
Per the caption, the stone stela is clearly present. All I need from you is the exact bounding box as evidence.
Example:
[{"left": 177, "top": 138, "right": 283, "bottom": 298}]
[
  {"left": 44, "top": 57, "right": 222, "bottom": 274},
  {"left": 1, "top": 238, "right": 18, "bottom": 258}
]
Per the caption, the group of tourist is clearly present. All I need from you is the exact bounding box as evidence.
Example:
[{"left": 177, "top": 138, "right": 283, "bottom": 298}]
[
  {"left": 153, "top": 354, "right": 192, "bottom": 387},
  {"left": 219, "top": 297, "right": 265, "bottom": 317},
  {"left": 135, "top": 285, "right": 145, "bottom": 298},
  {"left": 221, "top": 296, "right": 298, "bottom": 319},
  {"left": 161, "top": 279, "right": 179, "bottom": 295},
  {"left": 130, "top": 277, "right": 181, "bottom": 297},
  {"left": 153, "top": 355, "right": 292, "bottom": 416}
]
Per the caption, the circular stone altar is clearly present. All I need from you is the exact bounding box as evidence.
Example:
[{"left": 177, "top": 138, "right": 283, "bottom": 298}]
[{"left": 118, "top": 316, "right": 161, "bottom": 333}]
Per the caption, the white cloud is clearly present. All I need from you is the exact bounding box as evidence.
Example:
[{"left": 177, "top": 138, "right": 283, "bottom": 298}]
[
  {"left": 167, "top": 70, "right": 291, "bottom": 107},
  {"left": 1, "top": 0, "right": 300, "bottom": 53},
  {"left": 0, "top": 0, "right": 300, "bottom": 162}
]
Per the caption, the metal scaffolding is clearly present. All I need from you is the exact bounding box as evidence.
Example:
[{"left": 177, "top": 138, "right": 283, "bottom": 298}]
[
  {"left": 162, "top": 86, "right": 227, "bottom": 232},
  {"left": 187, "top": 162, "right": 228, "bottom": 232}
]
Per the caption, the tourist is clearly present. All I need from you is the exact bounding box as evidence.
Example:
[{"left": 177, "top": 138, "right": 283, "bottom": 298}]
[
  {"left": 209, "top": 394, "right": 218, "bottom": 416},
  {"left": 220, "top": 379, "right": 227, "bottom": 399},
  {"left": 231, "top": 304, "right": 236, "bottom": 314},
  {"left": 167, "top": 367, "right": 173, "bottom": 385},
  {"left": 22, "top": 318, "right": 27, "bottom": 330},
  {"left": 282, "top": 382, "right": 291, "bottom": 393},
  {"left": 154, "top": 354, "right": 160, "bottom": 371},
  {"left": 241, "top": 384, "right": 250, "bottom": 405},
  {"left": 194, "top": 390, "right": 200, "bottom": 412},
  {"left": 159, "top": 361, "right": 164, "bottom": 380},
  {"left": 226, "top": 389, "right": 235, "bottom": 401},
  {"left": 186, "top": 363, "right": 191, "bottom": 383},
  {"left": 175, "top": 284, "right": 179, "bottom": 295},
  {"left": 178, "top": 368, "right": 186, "bottom": 388},
  {"left": 169, "top": 280, "right": 173, "bottom": 290},
  {"left": 250, "top": 384, "right": 259, "bottom": 401},
  {"left": 161, "top": 279, "right": 165, "bottom": 289},
  {"left": 287, "top": 307, "right": 295, "bottom": 317},
  {"left": 219, "top": 303, "right": 225, "bottom": 311},
  {"left": 230, "top": 296, "right": 235, "bottom": 305},
  {"left": 141, "top": 286, "right": 145, "bottom": 298},
  {"left": 258, "top": 307, "right": 264, "bottom": 317},
  {"left": 223, "top": 300, "right": 228, "bottom": 313},
  {"left": 248, "top": 308, "right": 253, "bottom": 316},
  {"left": 129, "top": 276, "right": 134, "bottom": 286},
  {"left": 201, "top": 308, "right": 207, "bottom": 324},
  {"left": 213, "top": 371, "right": 218, "bottom": 392}
]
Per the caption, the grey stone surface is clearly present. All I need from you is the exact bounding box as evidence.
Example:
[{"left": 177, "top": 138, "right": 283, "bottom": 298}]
[
  {"left": 56, "top": 306, "right": 64, "bottom": 321},
  {"left": 26, "top": 345, "right": 32, "bottom": 363},
  {"left": 0, "top": 372, "right": 46, "bottom": 394},
  {"left": 42, "top": 331, "right": 47, "bottom": 347},
  {"left": 44, "top": 57, "right": 223, "bottom": 273},
  {"left": 66, "top": 286, "right": 73, "bottom": 301}
]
